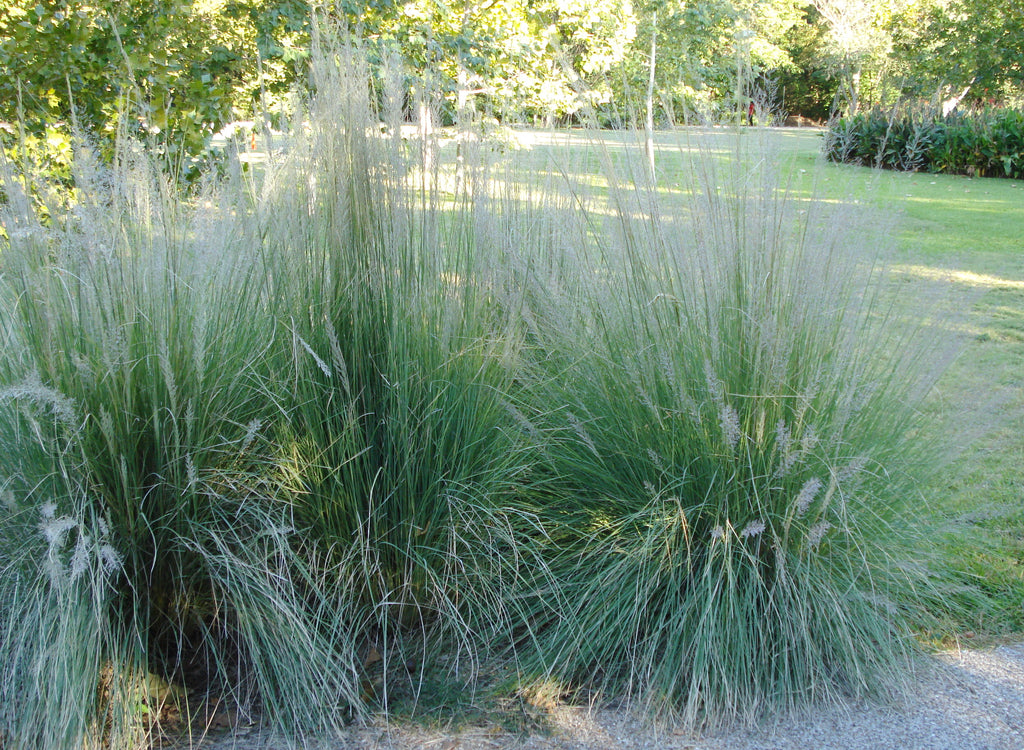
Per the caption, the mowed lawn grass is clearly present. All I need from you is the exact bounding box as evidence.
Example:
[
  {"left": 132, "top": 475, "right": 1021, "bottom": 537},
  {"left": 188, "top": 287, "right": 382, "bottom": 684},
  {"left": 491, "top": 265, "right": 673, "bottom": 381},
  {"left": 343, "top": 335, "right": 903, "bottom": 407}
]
[
  {"left": 890, "top": 160, "right": 1024, "bottom": 638},
  {"left": 498, "top": 125, "right": 1024, "bottom": 639},
  {"left": 836, "top": 142, "right": 1024, "bottom": 639}
]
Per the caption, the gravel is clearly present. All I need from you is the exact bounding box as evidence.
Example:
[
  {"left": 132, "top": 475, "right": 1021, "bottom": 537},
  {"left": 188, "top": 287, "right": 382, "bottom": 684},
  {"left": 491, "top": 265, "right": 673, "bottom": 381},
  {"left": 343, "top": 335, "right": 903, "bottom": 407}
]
[{"left": 190, "top": 643, "right": 1024, "bottom": 750}]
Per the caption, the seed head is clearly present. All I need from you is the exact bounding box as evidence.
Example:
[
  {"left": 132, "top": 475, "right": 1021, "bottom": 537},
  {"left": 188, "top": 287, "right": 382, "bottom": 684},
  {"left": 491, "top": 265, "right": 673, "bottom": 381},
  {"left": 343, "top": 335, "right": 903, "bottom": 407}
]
[
  {"left": 298, "top": 334, "right": 332, "bottom": 379},
  {"left": 326, "top": 323, "right": 351, "bottom": 393},
  {"left": 1, "top": 373, "right": 78, "bottom": 426},
  {"left": 505, "top": 402, "right": 539, "bottom": 441},
  {"left": 241, "top": 419, "right": 263, "bottom": 453},
  {"left": 800, "top": 426, "right": 820, "bottom": 454},
  {"left": 646, "top": 449, "right": 666, "bottom": 473},
  {"left": 775, "top": 420, "right": 791, "bottom": 455},
  {"left": 70, "top": 533, "right": 91, "bottom": 582},
  {"left": 808, "top": 521, "right": 831, "bottom": 549},
  {"left": 567, "top": 412, "right": 598, "bottom": 457},
  {"left": 795, "top": 477, "right": 823, "bottom": 515},
  {"left": 41, "top": 515, "right": 77, "bottom": 548},
  {"left": 99, "top": 544, "right": 123, "bottom": 574},
  {"left": 740, "top": 519, "right": 766, "bottom": 539},
  {"left": 837, "top": 456, "right": 869, "bottom": 484},
  {"left": 703, "top": 360, "right": 723, "bottom": 403},
  {"left": 185, "top": 454, "right": 198, "bottom": 488},
  {"left": 718, "top": 404, "right": 742, "bottom": 450}
]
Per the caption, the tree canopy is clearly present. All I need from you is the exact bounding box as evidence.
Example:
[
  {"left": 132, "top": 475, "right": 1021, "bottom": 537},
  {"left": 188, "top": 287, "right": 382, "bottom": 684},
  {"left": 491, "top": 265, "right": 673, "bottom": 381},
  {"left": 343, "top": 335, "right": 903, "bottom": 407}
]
[{"left": 1, "top": 0, "right": 1021, "bottom": 164}]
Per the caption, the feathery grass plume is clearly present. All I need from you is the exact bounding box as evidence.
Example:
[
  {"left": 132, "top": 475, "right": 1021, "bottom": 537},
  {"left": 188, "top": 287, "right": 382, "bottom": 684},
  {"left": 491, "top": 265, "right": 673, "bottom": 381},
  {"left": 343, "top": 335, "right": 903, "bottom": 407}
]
[
  {"left": 794, "top": 476, "right": 824, "bottom": 516},
  {"left": 0, "top": 390, "right": 137, "bottom": 749},
  {"left": 507, "top": 125, "right": 964, "bottom": 726}
]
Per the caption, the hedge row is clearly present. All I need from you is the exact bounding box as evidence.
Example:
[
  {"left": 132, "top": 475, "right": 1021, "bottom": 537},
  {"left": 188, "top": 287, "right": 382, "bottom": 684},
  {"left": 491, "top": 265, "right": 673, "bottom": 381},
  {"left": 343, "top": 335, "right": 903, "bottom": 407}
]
[{"left": 825, "top": 107, "right": 1024, "bottom": 179}]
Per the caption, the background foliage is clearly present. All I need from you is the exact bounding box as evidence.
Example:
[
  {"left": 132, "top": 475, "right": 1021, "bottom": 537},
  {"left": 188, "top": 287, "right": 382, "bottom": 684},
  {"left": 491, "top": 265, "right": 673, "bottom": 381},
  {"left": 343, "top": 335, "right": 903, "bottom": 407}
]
[
  {"left": 3, "top": 0, "right": 1023, "bottom": 172},
  {"left": 826, "top": 106, "right": 1024, "bottom": 178}
]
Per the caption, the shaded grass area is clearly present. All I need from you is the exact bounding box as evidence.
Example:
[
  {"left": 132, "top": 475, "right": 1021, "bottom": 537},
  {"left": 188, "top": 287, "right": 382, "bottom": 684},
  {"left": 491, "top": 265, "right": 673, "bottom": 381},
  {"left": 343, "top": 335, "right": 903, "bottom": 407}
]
[
  {"left": 885, "top": 173, "right": 1024, "bottom": 638},
  {"left": 928, "top": 287, "right": 1024, "bottom": 637}
]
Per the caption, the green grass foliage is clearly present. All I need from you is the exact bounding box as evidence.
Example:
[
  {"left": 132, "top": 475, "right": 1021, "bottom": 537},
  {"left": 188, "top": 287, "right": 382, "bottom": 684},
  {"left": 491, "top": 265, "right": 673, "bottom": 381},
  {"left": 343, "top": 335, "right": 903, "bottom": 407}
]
[
  {"left": 502, "top": 139, "right": 955, "bottom": 723},
  {"left": 826, "top": 106, "right": 1024, "bottom": 178},
  {"left": 0, "top": 48, "right": 978, "bottom": 747},
  {"left": 0, "top": 129, "right": 363, "bottom": 746}
]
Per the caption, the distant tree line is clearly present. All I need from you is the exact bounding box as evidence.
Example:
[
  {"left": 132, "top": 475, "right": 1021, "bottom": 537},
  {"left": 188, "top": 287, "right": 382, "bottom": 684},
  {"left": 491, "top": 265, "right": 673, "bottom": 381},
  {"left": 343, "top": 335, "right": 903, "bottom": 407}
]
[{"left": 1, "top": 0, "right": 1021, "bottom": 164}]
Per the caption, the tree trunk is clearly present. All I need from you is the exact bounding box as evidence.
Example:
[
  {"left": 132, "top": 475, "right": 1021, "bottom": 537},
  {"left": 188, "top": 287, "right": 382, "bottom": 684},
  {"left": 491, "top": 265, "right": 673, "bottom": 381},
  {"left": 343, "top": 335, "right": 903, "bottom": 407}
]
[
  {"left": 645, "top": 10, "right": 657, "bottom": 179},
  {"left": 942, "top": 83, "right": 973, "bottom": 116},
  {"left": 849, "top": 65, "right": 861, "bottom": 116}
]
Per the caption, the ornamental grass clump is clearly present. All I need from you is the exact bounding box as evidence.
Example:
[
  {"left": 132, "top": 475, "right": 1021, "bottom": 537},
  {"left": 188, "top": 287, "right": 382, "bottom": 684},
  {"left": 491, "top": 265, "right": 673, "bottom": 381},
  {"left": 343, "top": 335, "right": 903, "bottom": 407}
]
[
  {"left": 0, "top": 42, "right": 544, "bottom": 745},
  {"left": 508, "top": 133, "right": 959, "bottom": 725},
  {"left": 0, "top": 141, "right": 362, "bottom": 746},
  {"left": 0, "top": 45, "right": 542, "bottom": 741},
  {"left": 251, "top": 48, "right": 536, "bottom": 685}
]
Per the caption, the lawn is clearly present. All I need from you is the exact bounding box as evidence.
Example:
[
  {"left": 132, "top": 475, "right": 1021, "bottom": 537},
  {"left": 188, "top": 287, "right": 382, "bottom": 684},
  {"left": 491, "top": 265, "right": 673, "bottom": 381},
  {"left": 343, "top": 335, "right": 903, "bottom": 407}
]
[{"left": 844, "top": 143, "right": 1024, "bottom": 639}]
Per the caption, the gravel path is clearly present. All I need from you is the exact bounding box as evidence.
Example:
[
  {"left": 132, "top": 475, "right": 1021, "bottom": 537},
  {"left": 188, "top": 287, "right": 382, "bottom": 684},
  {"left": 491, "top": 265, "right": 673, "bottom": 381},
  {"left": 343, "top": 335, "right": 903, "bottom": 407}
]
[{"left": 193, "top": 643, "right": 1024, "bottom": 750}]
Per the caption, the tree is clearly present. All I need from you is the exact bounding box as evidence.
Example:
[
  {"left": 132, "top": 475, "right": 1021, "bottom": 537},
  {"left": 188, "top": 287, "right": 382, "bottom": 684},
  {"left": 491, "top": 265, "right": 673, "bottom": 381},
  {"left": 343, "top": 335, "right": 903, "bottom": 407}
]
[
  {"left": 811, "top": 0, "right": 891, "bottom": 115},
  {"left": 644, "top": 2, "right": 660, "bottom": 174},
  {"left": 2, "top": 2, "right": 231, "bottom": 153},
  {"left": 772, "top": 6, "right": 835, "bottom": 120},
  {"left": 518, "top": 0, "right": 638, "bottom": 124},
  {"left": 0, "top": 0, "right": 322, "bottom": 173},
  {"left": 612, "top": 0, "right": 802, "bottom": 123},
  {"left": 893, "top": 0, "right": 1024, "bottom": 107}
]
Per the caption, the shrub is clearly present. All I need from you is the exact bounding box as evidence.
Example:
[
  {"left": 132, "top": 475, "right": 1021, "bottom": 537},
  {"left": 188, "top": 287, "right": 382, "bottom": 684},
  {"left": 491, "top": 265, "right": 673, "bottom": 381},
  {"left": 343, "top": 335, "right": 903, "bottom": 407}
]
[{"left": 826, "top": 105, "right": 1024, "bottom": 178}]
